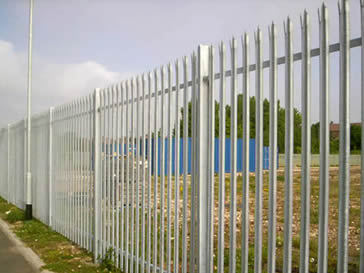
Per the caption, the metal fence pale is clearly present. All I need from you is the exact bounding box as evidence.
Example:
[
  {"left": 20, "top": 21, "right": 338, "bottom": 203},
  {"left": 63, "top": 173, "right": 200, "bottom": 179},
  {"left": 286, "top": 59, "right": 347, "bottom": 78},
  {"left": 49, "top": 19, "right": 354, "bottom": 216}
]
[{"left": 1, "top": 1, "right": 364, "bottom": 273}]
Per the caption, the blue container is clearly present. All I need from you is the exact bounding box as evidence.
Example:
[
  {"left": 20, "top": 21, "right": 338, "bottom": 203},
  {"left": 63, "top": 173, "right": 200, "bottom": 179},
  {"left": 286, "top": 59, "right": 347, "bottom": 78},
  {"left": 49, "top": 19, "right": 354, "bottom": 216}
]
[{"left": 149, "top": 137, "right": 276, "bottom": 175}]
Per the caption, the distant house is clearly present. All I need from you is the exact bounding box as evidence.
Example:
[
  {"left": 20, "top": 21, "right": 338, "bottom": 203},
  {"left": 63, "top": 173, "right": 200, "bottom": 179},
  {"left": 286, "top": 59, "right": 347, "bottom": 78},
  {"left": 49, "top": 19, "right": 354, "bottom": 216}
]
[
  {"left": 330, "top": 123, "right": 340, "bottom": 138},
  {"left": 330, "top": 122, "right": 361, "bottom": 139}
]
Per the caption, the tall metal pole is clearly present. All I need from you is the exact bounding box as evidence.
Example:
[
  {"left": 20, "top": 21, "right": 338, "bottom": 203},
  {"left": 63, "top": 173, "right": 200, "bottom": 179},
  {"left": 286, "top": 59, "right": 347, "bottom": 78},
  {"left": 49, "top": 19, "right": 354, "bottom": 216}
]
[{"left": 25, "top": 0, "right": 34, "bottom": 220}]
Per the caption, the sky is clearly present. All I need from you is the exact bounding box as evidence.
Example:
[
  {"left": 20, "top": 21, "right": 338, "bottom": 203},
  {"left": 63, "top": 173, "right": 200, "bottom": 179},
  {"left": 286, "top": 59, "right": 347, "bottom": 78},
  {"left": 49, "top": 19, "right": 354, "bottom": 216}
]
[{"left": 0, "top": 0, "right": 362, "bottom": 128}]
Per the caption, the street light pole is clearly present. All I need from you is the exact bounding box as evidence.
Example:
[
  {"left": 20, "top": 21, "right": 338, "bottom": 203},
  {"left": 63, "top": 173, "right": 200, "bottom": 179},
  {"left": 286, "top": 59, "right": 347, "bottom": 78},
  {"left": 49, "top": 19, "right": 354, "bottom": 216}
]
[{"left": 25, "top": 0, "right": 34, "bottom": 220}]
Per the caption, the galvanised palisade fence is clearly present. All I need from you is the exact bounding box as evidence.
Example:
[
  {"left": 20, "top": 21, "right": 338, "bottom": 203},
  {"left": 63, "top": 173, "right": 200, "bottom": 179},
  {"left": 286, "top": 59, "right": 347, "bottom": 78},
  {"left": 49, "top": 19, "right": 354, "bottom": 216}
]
[
  {"left": 0, "top": 0, "right": 364, "bottom": 272},
  {"left": 7, "top": 120, "right": 26, "bottom": 210},
  {"left": 31, "top": 111, "right": 51, "bottom": 225}
]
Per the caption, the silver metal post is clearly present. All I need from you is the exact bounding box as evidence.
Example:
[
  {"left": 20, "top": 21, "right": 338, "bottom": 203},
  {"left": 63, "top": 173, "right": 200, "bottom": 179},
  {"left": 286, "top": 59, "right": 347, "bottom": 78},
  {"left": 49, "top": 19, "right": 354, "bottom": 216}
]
[
  {"left": 153, "top": 71, "right": 159, "bottom": 273},
  {"left": 241, "top": 33, "right": 250, "bottom": 273},
  {"left": 7, "top": 124, "right": 10, "bottom": 204},
  {"left": 338, "top": 1, "right": 350, "bottom": 272},
  {"left": 268, "top": 23, "right": 277, "bottom": 273},
  {"left": 190, "top": 53, "right": 197, "bottom": 273},
  {"left": 120, "top": 82, "right": 125, "bottom": 269},
  {"left": 141, "top": 76, "right": 146, "bottom": 273},
  {"left": 76, "top": 99, "right": 81, "bottom": 246},
  {"left": 135, "top": 77, "right": 141, "bottom": 273},
  {"left": 147, "top": 73, "right": 152, "bottom": 273},
  {"left": 283, "top": 17, "right": 293, "bottom": 273},
  {"left": 79, "top": 99, "right": 83, "bottom": 247},
  {"left": 107, "top": 88, "right": 112, "bottom": 251},
  {"left": 229, "top": 38, "right": 238, "bottom": 273},
  {"left": 254, "top": 29, "right": 263, "bottom": 273},
  {"left": 300, "top": 10, "right": 312, "bottom": 273},
  {"left": 61, "top": 107, "right": 64, "bottom": 235},
  {"left": 25, "top": 0, "right": 34, "bottom": 220},
  {"left": 207, "top": 45, "right": 214, "bottom": 273},
  {"left": 195, "top": 44, "right": 210, "bottom": 273},
  {"left": 87, "top": 95, "right": 92, "bottom": 251},
  {"left": 160, "top": 67, "right": 166, "bottom": 273},
  {"left": 130, "top": 79, "right": 135, "bottom": 272},
  {"left": 71, "top": 101, "right": 76, "bottom": 243},
  {"left": 182, "top": 56, "right": 189, "bottom": 273},
  {"left": 318, "top": 4, "right": 329, "bottom": 273},
  {"left": 167, "top": 64, "right": 172, "bottom": 273},
  {"left": 24, "top": 119, "right": 27, "bottom": 211},
  {"left": 66, "top": 104, "right": 70, "bottom": 238},
  {"left": 111, "top": 87, "right": 116, "bottom": 255},
  {"left": 63, "top": 105, "right": 67, "bottom": 236},
  {"left": 93, "top": 88, "right": 101, "bottom": 262},
  {"left": 125, "top": 81, "right": 130, "bottom": 271},
  {"left": 173, "top": 61, "right": 180, "bottom": 273},
  {"left": 53, "top": 109, "right": 57, "bottom": 232},
  {"left": 49, "top": 107, "right": 53, "bottom": 227},
  {"left": 217, "top": 42, "right": 226, "bottom": 273}
]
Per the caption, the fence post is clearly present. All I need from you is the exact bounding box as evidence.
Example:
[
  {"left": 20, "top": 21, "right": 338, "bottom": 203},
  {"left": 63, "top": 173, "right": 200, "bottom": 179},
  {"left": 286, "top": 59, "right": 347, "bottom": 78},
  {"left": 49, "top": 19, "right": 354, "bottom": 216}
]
[
  {"left": 193, "top": 44, "right": 210, "bottom": 273},
  {"left": 7, "top": 124, "right": 10, "bottom": 203},
  {"left": 24, "top": 119, "right": 27, "bottom": 210},
  {"left": 49, "top": 107, "right": 53, "bottom": 227},
  {"left": 93, "top": 88, "right": 101, "bottom": 262}
]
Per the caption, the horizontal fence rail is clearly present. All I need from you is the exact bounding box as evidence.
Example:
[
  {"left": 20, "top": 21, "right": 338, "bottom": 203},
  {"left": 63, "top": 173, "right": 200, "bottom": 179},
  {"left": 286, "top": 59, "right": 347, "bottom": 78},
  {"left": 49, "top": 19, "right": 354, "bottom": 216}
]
[{"left": 0, "top": 0, "right": 363, "bottom": 273}]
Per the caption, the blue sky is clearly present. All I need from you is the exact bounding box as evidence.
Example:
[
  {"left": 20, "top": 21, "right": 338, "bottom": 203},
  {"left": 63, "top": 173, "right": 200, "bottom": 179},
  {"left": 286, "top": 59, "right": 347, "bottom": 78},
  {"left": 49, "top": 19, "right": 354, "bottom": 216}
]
[{"left": 0, "top": 0, "right": 362, "bottom": 127}]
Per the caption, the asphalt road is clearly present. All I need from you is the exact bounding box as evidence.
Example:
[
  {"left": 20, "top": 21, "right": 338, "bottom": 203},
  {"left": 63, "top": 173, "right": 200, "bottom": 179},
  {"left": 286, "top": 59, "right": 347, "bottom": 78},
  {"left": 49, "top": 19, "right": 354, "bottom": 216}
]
[{"left": 0, "top": 228, "right": 37, "bottom": 273}]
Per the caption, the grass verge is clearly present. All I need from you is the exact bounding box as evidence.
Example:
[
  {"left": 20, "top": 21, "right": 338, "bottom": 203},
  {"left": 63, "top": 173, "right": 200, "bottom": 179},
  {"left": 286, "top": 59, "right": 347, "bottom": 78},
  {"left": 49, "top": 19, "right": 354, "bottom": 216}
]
[{"left": 0, "top": 196, "right": 120, "bottom": 273}]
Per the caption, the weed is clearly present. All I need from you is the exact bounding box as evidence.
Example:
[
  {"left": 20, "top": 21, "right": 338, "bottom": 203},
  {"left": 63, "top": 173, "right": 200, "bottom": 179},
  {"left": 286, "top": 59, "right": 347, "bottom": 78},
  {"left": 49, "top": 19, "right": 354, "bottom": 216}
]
[
  {"left": 5, "top": 207, "right": 24, "bottom": 223},
  {"left": 277, "top": 175, "right": 285, "bottom": 181},
  {"left": 99, "top": 248, "right": 121, "bottom": 273}
]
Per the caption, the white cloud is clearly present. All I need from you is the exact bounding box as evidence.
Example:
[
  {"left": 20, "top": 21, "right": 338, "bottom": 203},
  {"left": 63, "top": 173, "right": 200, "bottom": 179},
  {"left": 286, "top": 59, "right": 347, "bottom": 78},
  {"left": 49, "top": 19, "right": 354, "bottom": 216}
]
[{"left": 0, "top": 40, "right": 124, "bottom": 127}]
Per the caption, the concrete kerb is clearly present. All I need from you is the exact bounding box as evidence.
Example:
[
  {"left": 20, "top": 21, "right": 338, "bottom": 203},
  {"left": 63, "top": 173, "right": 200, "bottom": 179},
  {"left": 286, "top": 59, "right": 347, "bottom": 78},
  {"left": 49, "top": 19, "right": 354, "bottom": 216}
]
[{"left": 0, "top": 218, "right": 53, "bottom": 273}]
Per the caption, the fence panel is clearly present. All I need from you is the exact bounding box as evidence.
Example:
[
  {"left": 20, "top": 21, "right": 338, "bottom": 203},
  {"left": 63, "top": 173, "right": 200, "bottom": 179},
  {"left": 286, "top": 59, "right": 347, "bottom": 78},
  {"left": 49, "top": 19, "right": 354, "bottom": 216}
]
[
  {"left": 51, "top": 95, "right": 94, "bottom": 252},
  {"left": 30, "top": 112, "right": 50, "bottom": 224},
  {"left": 8, "top": 120, "right": 25, "bottom": 209},
  {"left": 1, "top": 1, "right": 364, "bottom": 273},
  {"left": 0, "top": 128, "right": 8, "bottom": 200}
]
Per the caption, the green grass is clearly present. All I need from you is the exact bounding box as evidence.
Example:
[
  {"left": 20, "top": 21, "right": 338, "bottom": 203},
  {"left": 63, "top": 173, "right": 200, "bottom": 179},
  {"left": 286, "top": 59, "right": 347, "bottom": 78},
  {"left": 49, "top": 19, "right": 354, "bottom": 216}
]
[
  {"left": 0, "top": 199, "right": 24, "bottom": 223},
  {"left": 0, "top": 196, "right": 119, "bottom": 273}
]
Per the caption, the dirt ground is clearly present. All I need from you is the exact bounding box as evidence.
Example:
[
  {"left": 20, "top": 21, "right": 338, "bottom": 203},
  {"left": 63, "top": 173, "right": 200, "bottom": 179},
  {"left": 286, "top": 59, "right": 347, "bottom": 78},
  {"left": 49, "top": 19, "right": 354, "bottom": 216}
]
[
  {"left": 103, "top": 164, "right": 363, "bottom": 272},
  {"left": 207, "top": 165, "right": 362, "bottom": 272}
]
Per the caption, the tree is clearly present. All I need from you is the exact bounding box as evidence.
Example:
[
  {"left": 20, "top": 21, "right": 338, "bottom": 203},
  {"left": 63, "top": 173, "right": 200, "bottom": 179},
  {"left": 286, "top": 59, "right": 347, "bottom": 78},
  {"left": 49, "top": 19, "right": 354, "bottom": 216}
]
[
  {"left": 330, "top": 136, "right": 339, "bottom": 154},
  {"left": 311, "top": 122, "right": 320, "bottom": 154},
  {"left": 350, "top": 124, "right": 361, "bottom": 151},
  {"left": 178, "top": 97, "right": 362, "bottom": 154},
  {"left": 179, "top": 95, "right": 303, "bottom": 153}
]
